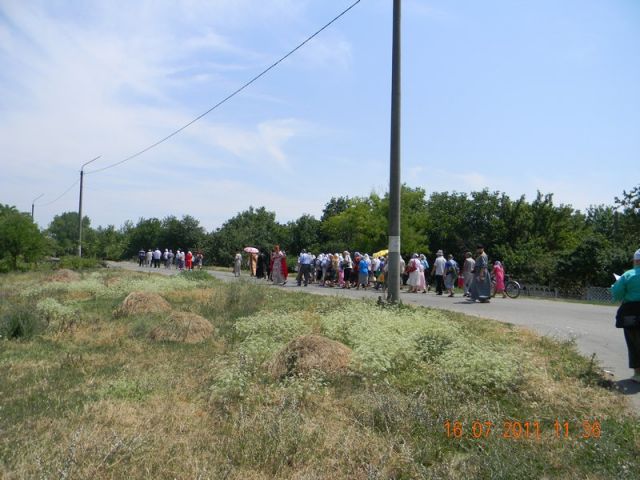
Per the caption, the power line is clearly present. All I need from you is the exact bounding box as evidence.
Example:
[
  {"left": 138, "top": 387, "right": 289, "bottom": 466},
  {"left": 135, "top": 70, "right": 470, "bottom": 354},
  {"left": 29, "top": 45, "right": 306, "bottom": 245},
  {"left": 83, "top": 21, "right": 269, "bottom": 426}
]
[
  {"left": 86, "top": 0, "right": 362, "bottom": 175},
  {"left": 37, "top": 179, "right": 80, "bottom": 207}
]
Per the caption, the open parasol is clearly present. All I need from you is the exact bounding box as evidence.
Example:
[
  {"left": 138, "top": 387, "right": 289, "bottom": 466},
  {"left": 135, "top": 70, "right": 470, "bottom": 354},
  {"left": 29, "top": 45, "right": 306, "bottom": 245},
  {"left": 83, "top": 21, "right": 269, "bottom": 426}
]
[
  {"left": 243, "top": 247, "right": 259, "bottom": 254},
  {"left": 373, "top": 249, "right": 388, "bottom": 258}
]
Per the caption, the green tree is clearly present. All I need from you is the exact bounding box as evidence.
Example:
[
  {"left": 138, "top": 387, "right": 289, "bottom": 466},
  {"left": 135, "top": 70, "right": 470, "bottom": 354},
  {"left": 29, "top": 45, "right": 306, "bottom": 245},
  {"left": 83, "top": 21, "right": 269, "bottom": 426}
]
[
  {"left": 47, "top": 212, "right": 91, "bottom": 256},
  {"left": 285, "top": 214, "right": 321, "bottom": 255},
  {"left": 123, "top": 218, "right": 163, "bottom": 258},
  {"left": 0, "top": 205, "right": 47, "bottom": 269},
  {"left": 321, "top": 195, "right": 386, "bottom": 254},
  {"left": 158, "top": 215, "right": 206, "bottom": 252},
  {"left": 205, "top": 207, "right": 285, "bottom": 266},
  {"left": 321, "top": 197, "right": 350, "bottom": 222},
  {"left": 92, "top": 225, "right": 126, "bottom": 260},
  {"left": 379, "top": 185, "right": 430, "bottom": 255}
]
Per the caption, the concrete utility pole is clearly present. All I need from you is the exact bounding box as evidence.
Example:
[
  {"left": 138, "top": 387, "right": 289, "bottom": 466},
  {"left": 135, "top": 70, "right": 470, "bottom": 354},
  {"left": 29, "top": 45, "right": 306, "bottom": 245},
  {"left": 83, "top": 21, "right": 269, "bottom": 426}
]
[
  {"left": 31, "top": 193, "right": 44, "bottom": 220},
  {"left": 77, "top": 156, "right": 101, "bottom": 257},
  {"left": 387, "top": 0, "right": 402, "bottom": 303}
]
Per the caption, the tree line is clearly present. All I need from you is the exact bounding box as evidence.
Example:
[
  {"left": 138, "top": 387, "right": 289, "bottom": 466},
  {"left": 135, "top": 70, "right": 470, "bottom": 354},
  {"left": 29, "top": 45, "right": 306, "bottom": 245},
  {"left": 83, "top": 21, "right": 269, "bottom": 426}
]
[{"left": 2, "top": 184, "right": 638, "bottom": 288}]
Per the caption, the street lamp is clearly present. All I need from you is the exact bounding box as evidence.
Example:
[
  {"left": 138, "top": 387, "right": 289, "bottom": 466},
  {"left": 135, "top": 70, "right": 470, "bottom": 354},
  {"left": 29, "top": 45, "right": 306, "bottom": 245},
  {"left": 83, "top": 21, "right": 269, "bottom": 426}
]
[
  {"left": 387, "top": 0, "right": 402, "bottom": 303},
  {"left": 78, "top": 156, "right": 101, "bottom": 257},
  {"left": 31, "top": 193, "right": 44, "bottom": 220}
]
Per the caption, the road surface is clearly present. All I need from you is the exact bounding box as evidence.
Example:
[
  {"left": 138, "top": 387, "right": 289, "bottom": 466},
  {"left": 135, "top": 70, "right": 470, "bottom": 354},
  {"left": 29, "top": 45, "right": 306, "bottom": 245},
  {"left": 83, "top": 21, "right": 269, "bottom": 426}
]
[{"left": 108, "top": 261, "right": 640, "bottom": 412}]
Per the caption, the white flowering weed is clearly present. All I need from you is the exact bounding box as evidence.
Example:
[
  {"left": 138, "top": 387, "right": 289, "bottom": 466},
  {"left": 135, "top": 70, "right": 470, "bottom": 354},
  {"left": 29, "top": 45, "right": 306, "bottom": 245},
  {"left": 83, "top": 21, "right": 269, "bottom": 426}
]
[
  {"left": 321, "top": 302, "right": 462, "bottom": 374},
  {"left": 437, "top": 343, "right": 524, "bottom": 391},
  {"left": 22, "top": 271, "right": 202, "bottom": 300},
  {"left": 35, "top": 298, "right": 75, "bottom": 324},
  {"left": 235, "top": 312, "right": 312, "bottom": 363}
]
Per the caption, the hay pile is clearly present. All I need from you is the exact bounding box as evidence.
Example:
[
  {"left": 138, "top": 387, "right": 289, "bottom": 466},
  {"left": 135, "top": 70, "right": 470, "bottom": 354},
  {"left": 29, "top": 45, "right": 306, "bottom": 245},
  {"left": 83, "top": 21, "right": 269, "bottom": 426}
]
[
  {"left": 49, "top": 269, "right": 81, "bottom": 282},
  {"left": 269, "top": 334, "right": 352, "bottom": 378},
  {"left": 149, "top": 311, "right": 214, "bottom": 344},
  {"left": 114, "top": 291, "right": 172, "bottom": 317}
]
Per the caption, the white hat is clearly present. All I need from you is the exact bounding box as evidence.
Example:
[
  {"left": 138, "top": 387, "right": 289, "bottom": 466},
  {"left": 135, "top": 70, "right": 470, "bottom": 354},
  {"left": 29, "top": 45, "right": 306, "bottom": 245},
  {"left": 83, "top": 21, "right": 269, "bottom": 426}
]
[{"left": 634, "top": 249, "right": 640, "bottom": 261}]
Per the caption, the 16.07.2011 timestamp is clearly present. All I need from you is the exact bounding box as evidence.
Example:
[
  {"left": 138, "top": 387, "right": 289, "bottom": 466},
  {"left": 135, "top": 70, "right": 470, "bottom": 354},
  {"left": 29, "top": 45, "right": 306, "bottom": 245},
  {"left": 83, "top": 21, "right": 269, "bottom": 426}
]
[{"left": 443, "top": 419, "right": 602, "bottom": 440}]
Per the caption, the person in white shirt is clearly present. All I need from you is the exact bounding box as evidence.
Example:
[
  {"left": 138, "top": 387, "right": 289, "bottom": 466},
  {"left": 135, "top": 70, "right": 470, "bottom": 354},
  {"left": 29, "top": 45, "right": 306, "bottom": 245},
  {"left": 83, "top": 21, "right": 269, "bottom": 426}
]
[
  {"left": 431, "top": 249, "right": 447, "bottom": 295},
  {"left": 462, "top": 251, "right": 476, "bottom": 297},
  {"left": 152, "top": 248, "right": 162, "bottom": 268},
  {"left": 297, "top": 250, "right": 313, "bottom": 286}
]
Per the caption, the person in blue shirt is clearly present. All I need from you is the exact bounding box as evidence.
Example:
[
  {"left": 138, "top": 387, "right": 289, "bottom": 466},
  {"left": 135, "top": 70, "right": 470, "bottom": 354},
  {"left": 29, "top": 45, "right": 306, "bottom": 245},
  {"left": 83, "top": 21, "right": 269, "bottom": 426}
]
[
  {"left": 612, "top": 248, "right": 640, "bottom": 383},
  {"left": 357, "top": 256, "right": 369, "bottom": 290}
]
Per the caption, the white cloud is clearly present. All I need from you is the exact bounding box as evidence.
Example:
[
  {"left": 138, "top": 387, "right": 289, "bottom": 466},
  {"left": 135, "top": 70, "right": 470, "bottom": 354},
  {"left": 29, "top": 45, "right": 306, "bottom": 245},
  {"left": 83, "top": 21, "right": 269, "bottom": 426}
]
[
  {"left": 293, "top": 35, "right": 353, "bottom": 71},
  {"left": 0, "top": 0, "right": 362, "bottom": 229}
]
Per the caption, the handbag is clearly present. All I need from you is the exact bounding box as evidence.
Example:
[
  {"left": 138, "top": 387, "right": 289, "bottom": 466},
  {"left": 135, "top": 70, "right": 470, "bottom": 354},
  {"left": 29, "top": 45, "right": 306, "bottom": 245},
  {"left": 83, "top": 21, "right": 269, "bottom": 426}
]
[{"left": 615, "top": 301, "right": 640, "bottom": 328}]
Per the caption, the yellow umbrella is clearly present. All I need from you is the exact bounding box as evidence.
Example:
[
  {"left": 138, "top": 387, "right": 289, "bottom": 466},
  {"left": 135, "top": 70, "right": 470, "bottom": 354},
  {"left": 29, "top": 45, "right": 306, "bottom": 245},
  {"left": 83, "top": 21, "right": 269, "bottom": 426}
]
[{"left": 373, "top": 249, "right": 388, "bottom": 258}]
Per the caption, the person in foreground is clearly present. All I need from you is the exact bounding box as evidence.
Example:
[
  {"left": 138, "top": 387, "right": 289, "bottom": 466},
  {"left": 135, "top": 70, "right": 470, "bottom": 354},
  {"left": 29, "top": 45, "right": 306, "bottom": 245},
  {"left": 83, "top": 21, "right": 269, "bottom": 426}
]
[{"left": 612, "top": 248, "right": 640, "bottom": 383}]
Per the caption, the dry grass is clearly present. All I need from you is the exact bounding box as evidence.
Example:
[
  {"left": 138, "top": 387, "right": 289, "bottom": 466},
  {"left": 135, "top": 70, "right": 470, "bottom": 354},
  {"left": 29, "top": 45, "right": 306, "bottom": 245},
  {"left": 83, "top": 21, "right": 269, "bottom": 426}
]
[
  {"left": 113, "top": 291, "right": 172, "bottom": 317},
  {"left": 268, "top": 334, "right": 352, "bottom": 379},
  {"left": 48, "top": 269, "right": 81, "bottom": 282},
  {"left": 149, "top": 311, "right": 214, "bottom": 344},
  {"left": 1, "top": 269, "right": 639, "bottom": 480}
]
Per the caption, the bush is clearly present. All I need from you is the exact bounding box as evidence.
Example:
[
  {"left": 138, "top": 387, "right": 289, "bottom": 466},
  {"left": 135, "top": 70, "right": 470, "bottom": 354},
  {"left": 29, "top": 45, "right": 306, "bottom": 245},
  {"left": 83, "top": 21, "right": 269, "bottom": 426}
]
[
  {"left": 35, "top": 298, "right": 77, "bottom": 331},
  {"left": 0, "top": 304, "right": 46, "bottom": 339},
  {"left": 178, "top": 269, "right": 212, "bottom": 282},
  {"left": 56, "top": 256, "right": 104, "bottom": 270}
]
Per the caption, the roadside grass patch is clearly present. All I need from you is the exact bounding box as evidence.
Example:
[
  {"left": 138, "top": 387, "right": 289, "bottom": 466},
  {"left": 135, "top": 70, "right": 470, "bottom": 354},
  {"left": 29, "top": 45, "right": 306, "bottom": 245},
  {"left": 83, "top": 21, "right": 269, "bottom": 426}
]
[
  {"left": 0, "top": 303, "right": 47, "bottom": 339},
  {"left": 149, "top": 311, "right": 214, "bottom": 344},
  {"left": 113, "top": 291, "right": 172, "bottom": 317},
  {"left": 0, "top": 269, "right": 638, "bottom": 479}
]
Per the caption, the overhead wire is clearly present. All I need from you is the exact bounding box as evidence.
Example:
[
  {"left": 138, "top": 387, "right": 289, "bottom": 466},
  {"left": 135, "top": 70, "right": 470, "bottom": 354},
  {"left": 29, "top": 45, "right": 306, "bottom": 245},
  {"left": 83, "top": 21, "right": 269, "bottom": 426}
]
[
  {"left": 85, "top": 0, "right": 361, "bottom": 175},
  {"left": 36, "top": 179, "right": 80, "bottom": 207}
]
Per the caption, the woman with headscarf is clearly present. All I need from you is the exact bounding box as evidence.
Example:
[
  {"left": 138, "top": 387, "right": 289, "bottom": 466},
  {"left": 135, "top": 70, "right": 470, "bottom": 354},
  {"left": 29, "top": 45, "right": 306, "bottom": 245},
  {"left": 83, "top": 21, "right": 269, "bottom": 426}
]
[
  {"left": 612, "top": 248, "right": 640, "bottom": 383},
  {"left": 469, "top": 244, "right": 491, "bottom": 302},
  {"left": 256, "top": 250, "right": 266, "bottom": 279},
  {"left": 270, "top": 245, "right": 288, "bottom": 286},
  {"left": 233, "top": 252, "right": 242, "bottom": 277},
  {"left": 249, "top": 252, "right": 258, "bottom": 276},
  {"left": 492, "top": 261, "right": 506, "bottom": 298},
  {"left": 407, "top": 253, "right": 421, "bottom": 293},
  {"left": 444, "top": 254, "right": 459, "bottom": 297},
  {"left": 418, "top": 254, "right": 429, "bottom": 293},
  {"left": 342, "top": 251, "right": 353, "bottom": 289}
]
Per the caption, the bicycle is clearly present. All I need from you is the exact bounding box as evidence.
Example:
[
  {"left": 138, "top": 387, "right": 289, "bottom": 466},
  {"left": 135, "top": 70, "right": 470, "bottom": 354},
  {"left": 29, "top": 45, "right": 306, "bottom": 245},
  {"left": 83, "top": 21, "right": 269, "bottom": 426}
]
[{"left": 491, "top": 274, "right": 521, "bottom": 299}]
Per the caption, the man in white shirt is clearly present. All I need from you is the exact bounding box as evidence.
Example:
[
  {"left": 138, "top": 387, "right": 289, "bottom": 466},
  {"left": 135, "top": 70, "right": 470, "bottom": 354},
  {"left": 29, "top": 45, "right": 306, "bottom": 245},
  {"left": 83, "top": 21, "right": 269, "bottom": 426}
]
[
  {"left": 297, "top": 250, "right": 313, "bottom": 286},
  {"left": 152, "top": 248, "right": 162, "bottom": 268},
  {"left": 431, "top": 249, "right": 447, "bottom": 295},
  {"left": 462, "top": 251, "right": 476, "bottom": 297}
]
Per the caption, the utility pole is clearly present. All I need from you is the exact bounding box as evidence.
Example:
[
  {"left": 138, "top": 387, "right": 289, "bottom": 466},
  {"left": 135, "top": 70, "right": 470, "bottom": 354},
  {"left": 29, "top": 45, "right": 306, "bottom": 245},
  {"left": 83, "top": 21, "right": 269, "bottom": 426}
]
[
  {"left": 78, "top": 156, "right": 101, "bottom": 257},
  {"left": 387, "top": 0, "right": 402, "bottom": 303},
  {"left": 31, "top": 193, "right": 44, "bottom": 220}
]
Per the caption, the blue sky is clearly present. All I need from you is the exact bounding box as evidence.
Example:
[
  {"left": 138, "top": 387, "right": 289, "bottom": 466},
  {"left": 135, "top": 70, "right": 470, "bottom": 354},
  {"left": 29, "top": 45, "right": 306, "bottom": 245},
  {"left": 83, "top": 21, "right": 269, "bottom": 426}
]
[{"left": 1, "top": 0, "right": 639, "bottom": 230}]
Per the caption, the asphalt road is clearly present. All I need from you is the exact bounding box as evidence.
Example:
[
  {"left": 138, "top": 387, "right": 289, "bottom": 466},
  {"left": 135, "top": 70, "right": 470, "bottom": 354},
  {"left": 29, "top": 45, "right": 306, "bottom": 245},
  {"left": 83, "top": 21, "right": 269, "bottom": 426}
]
[{"left": 108, "top": 261, "right": 640, "bottom": 412}]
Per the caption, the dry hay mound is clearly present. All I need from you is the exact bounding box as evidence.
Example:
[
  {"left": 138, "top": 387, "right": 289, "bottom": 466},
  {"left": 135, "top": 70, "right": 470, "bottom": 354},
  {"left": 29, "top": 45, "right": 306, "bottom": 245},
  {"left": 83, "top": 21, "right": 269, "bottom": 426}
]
[
  {"left": 49, "top": 269, "right": 81, "bottom": 283},
  {"left": 269, "top": 334, "right": 352, "bottom": 379},
  {"left": 114, "top": 291, "right": 172, "bottom": 317},
  {"left": 149, "top": 311, "right": 213, "bottom": 344}
]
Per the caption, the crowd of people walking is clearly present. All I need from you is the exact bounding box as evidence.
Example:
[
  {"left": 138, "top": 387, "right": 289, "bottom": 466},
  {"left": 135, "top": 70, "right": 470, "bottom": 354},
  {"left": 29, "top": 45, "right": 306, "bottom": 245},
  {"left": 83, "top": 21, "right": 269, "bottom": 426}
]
[
  {"left": 137, "top": 248, "right": 203, "bottom": 270},
  {"left": 232, "top": 244, "right": 506, "bottom": 303}
]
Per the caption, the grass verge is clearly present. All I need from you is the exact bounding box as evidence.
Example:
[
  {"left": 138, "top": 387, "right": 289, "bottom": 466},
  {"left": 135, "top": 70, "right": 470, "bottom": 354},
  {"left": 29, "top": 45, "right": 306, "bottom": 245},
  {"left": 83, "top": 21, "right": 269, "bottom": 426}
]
[{"left": 0, "top": 269, "right": 637, "bottom": 479}]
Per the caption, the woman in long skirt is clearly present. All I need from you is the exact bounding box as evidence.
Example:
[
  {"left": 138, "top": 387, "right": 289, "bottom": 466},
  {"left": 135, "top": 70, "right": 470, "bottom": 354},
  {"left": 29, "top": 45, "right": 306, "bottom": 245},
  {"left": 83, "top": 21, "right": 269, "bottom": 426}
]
[
  {"left": 233, "top": 253, "right": 242, "bottom": 277},
  {"left": 417, "top": 254, "right": 428, "bottom": 293},
  {"left": 469, "top": 245, "right": 492, "bottom": 302},
  {"left": 270, "top": 245, "right": 287, "bottom": 285},
  {"left": 492, "top": 261, "right": 506, "bottom": 298},
  {"left": 407, "top": 254, "right": 421, "bottom": 293}
]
